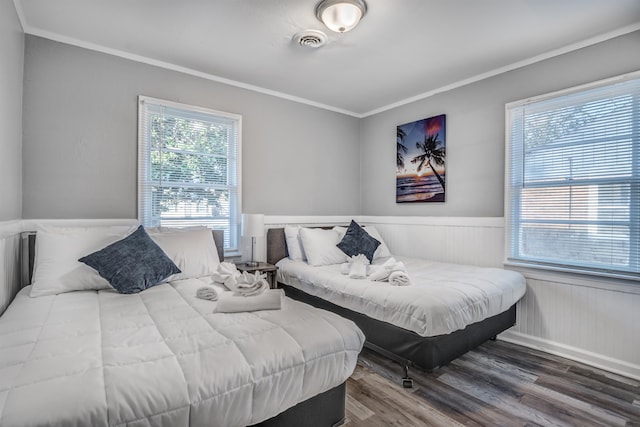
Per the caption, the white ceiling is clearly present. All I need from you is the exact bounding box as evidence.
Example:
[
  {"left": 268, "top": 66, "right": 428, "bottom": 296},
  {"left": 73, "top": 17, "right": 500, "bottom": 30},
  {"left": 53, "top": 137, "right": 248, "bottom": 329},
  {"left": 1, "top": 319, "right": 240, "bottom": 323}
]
[{"left": 14, "top": 0, "right": 640, "bottom": 117}]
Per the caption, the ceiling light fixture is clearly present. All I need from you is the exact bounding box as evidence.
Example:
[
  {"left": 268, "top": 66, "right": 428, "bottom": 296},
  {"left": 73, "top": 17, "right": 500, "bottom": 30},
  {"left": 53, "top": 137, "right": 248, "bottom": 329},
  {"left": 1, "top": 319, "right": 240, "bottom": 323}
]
[{"left": 315, "top": 0, "right": 367, "bottom": 33}]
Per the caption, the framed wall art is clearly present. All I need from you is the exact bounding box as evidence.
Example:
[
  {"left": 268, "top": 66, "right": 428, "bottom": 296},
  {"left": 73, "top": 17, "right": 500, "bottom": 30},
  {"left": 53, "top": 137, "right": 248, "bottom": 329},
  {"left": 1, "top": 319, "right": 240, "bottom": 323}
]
[{"left": 396, "top": 114, "right": 446, "bottom": 203}]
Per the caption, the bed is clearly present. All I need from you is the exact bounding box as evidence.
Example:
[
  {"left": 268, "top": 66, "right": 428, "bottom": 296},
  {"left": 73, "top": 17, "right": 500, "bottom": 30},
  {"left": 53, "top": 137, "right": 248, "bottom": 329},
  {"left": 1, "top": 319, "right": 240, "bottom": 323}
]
[
  {"left": 0, "top": 225, "right": 365, "bottom": 427},
  {"left": 267, "top": 224, "right": 526, "bottom": 373}
]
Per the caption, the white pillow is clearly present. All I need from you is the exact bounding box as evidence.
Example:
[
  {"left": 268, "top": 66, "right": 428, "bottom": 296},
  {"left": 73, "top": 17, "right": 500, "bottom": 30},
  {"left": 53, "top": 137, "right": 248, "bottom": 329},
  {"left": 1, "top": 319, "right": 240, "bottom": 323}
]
[
  {"left": 362, "top": 226, "right": 392, "bottom": 258},
  {"left": 299, "top": 228, "right": 348, "bottom": 266},
  {"left": 30, "top": 225, "right": 136, "bottom": 297},
  {"left": 147, "top": 227, "right": 220, "bottom": 281},
  {"left": 284, "top": 226, "right": 306, "bottom": 261},
  {"left": 333, "top": 225, "right": 392, "bottom": 259}
]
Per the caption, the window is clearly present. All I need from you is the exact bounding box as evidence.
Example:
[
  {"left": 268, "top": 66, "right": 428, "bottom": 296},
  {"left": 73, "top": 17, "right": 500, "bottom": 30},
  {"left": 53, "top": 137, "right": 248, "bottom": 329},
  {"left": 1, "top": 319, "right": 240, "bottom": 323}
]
[
  {"left": 138, "top": 96, "right": 241, "bottom": 253},
  {"left": 506, "top": 72, "right": 639, "bottom": 278}
]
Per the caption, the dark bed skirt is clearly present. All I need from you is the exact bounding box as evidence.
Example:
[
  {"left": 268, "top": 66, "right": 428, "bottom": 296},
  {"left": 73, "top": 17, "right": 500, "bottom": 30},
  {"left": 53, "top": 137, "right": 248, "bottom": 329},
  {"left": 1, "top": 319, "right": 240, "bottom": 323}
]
[
  {"left": 281, "top": 284, "right": 517, "bottom": 372},
  {"left": 252, "top": 381, "right": 346, "bottom": 427}
]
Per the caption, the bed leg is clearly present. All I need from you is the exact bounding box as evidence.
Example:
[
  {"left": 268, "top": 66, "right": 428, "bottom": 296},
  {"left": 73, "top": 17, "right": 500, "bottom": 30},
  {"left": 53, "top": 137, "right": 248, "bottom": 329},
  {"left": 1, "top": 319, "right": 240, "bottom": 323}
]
[{"left": 401, "top": 365, "right": 413, "bottom": 388}]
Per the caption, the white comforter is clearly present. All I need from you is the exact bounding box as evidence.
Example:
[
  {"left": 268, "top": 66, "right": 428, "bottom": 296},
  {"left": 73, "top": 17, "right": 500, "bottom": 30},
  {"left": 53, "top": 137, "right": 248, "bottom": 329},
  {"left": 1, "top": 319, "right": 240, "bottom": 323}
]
[
  {"left": 277, "top": 256, "right": 526, "bottom": 337},
  {"left": 0, "top": 279, "right": 364, "bottom": 427}
]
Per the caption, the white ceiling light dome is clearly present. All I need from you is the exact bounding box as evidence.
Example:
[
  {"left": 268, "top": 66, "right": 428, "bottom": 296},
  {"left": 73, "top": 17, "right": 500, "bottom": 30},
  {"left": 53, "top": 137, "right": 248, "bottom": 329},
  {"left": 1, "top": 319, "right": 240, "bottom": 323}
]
[{"left": 315, "top": 0, "right": 367, "bottom": 33}]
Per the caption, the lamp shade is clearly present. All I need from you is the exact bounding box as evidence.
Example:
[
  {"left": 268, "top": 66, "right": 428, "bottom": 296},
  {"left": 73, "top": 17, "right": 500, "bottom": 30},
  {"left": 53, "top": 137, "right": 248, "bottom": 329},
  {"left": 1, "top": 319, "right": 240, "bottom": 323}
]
[
  {"left": 316, "top": 0, "right": 367, "bottom": 33},
  {"left": 241, "top": 214, "right": 264, "bottom": 238}
]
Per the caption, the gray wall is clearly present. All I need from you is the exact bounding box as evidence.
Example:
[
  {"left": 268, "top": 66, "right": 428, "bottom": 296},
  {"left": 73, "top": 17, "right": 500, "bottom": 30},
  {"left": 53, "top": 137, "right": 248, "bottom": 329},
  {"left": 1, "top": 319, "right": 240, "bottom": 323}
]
[
  {"left": 0, "top": 0, "right": 24, "bottom": 220},
  {"left": 22, "top": 36, "right": 361, "bottom": 219},
  {"left": 21, "top": 31, "right": 640, "bottom": 220},
  {"left": 360, "top": 30, "right": 640, "bottom": 217}
]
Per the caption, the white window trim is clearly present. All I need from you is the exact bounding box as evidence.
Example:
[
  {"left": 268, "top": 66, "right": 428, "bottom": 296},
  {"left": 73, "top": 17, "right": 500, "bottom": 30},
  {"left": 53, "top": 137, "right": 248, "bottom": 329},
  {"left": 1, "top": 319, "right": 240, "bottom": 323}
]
[
  {"left": 137, "top": 96, "right": 242, "bottom": 256},
  {"left": 504, "top": 70, "right": 640, "bottom": 282}
]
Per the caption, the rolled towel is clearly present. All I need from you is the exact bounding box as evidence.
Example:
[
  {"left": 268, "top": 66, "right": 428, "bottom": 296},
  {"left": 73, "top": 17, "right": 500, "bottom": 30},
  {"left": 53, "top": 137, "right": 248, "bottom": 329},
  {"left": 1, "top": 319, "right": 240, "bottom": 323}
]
[
  {"left": 388, "top": 270, "right": 411, "bottom": 286},
  {"left": 368, "top": 257, "right": 397, "bottom": 281},
  {"left": 368, "top": 265, "right": 391, "bottom": 281},
  {"left": 196, "top": 286, "right": 218, "bottom": 301},
  {"left": 214, "top": 289, "right": 284, "bottom": 313}
]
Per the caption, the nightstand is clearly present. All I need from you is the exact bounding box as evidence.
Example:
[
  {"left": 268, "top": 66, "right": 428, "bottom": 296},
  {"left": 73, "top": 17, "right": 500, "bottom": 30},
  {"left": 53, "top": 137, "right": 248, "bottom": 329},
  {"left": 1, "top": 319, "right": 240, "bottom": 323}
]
[{"left": 235, "top": 262, "right": 279, "bottom": 289}]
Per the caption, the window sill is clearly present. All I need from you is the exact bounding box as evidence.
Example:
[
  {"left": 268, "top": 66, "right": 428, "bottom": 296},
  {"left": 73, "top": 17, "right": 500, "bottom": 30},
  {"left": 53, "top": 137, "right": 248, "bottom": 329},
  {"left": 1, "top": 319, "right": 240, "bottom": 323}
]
[{"left": 504, "top": 260, "right": 640, "bottom": 295}]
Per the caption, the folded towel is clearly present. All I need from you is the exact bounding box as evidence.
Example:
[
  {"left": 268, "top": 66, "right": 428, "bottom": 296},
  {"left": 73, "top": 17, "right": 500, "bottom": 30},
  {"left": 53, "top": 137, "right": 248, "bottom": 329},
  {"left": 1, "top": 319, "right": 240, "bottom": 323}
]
[
  {"left": 368, "top": 257, "right": 397, "bottom": 281},
  {"left": 196, "top": 286, "right": 218, "bottom": 301},
  {"left": 214, "top": 289, "right": 284, "bottom": 313},
  {"left": 388, "top": 270, "right": 411, "bottom": 286}
]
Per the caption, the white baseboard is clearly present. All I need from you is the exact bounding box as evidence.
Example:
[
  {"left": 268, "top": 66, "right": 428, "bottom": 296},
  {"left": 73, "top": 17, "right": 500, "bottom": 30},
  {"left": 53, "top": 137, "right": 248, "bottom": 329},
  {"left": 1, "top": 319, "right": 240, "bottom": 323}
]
[{"left": 499, "top": 330, "right": 640, "bottom": 381}]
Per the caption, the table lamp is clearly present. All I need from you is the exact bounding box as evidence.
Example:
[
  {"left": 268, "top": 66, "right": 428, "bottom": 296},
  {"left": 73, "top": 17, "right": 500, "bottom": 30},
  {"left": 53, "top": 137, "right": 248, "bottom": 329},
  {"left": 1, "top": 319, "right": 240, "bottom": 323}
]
[{"left": 241, "top": 213, "right": 264, "bottom": 266}]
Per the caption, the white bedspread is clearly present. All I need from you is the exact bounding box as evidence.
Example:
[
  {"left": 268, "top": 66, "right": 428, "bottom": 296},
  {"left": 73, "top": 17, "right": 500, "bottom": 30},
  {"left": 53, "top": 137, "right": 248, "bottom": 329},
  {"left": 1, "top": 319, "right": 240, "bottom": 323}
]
[
  {"left": 277, "top": 256, "right": 526, "bottom": 337},
  {"left": 0, "top": 278, "right": 364, "bottom": 427}
]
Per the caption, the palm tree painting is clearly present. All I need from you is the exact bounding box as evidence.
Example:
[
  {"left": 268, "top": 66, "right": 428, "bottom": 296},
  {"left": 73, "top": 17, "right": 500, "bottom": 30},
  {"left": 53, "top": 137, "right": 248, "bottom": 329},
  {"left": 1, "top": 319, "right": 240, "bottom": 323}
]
[{"left": 396, "top": 114, "right": 446, "bottom": 203}]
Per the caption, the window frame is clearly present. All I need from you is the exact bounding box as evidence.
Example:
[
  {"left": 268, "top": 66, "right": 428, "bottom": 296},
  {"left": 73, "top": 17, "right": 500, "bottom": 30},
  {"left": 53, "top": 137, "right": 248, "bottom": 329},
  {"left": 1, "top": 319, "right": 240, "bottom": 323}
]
[
  {"left": 504, "top": 71, "right": 640, "bottom": 281},
  {"left": 137, "top": 96, "right": 242, "bottom": 256}
]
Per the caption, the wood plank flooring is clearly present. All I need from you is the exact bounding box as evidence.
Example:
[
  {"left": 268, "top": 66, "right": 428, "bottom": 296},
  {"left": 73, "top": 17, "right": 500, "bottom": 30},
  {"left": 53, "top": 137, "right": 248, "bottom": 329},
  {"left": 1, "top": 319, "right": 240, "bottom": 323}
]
[{"left": 345, "top": 340, "right": 640, "bottom": 426}]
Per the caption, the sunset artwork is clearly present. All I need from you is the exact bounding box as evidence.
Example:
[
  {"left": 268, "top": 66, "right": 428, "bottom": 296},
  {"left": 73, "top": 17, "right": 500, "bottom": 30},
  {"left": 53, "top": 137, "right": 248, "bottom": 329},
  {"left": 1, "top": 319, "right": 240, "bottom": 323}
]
[{"left": 396, "top": 114, "right": 446, "bottom": 203}]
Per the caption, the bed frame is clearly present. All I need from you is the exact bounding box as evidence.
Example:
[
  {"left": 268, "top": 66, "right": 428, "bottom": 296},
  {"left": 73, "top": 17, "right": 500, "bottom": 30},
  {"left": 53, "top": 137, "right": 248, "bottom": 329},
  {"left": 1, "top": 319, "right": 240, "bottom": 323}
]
[
  {"left": 267, "top": 227, "right": 517, "bottom": 374},
  {"left": 22, "top": 229, "right": 347, "bottom": 427}
]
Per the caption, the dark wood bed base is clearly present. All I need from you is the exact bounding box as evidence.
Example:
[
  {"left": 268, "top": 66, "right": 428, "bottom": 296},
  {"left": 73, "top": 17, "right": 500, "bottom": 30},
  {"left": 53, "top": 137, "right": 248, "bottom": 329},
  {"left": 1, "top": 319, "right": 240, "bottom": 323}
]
[
  {"left": 23, "top": 229, "right": 347, "bottom": 427},
  {"left": 267, "top": 227, "right": 517, "bottom": 372}
]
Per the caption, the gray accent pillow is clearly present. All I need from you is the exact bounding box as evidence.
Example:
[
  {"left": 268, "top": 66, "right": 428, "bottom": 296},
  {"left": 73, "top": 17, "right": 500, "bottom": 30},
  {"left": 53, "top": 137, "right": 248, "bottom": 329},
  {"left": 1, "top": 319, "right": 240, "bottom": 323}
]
[
  {"left": 337, "top": 220, "right": 381, "bottom": 263},
  {"left": 79, "top": 225, "right": 181, "bottom": 294}
]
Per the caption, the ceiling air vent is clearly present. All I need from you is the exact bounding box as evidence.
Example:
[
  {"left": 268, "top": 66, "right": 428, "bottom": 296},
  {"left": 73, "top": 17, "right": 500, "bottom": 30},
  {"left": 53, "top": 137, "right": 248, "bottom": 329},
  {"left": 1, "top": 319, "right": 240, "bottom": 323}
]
[{"left": 293, "top": 30, "right": 327, "bottom": 48}]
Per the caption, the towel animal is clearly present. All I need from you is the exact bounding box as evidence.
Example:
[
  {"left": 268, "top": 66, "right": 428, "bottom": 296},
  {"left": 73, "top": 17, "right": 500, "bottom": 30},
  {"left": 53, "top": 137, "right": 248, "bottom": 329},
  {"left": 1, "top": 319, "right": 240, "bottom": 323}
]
[
  {"left": 212, "top": 263, "right": 269, "bottom": 296},
  {"left": 231, "top": 271, "right": 269, "bottom": 296},
  {"left": 212, "top": 262, "right": 241, "bottom": 288},
  {"left": 214, "top": 289, "right": 284, "bottom": 313},
  {"left": 344, "top": 254, "right": 370, "bottom": 279}
]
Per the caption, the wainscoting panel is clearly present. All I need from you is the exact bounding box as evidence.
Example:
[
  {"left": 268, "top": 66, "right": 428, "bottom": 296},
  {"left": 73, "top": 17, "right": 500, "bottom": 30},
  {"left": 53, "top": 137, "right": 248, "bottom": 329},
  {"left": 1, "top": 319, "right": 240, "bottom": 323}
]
[
  {"left": 363, "top": 220, "right": 504, "bottom": 268},
  {"left": 500, "top": 276, "right": 640, "bottom": 380},
  {"left": 0, "top": 221, "right": 22, "bottom": 316}
]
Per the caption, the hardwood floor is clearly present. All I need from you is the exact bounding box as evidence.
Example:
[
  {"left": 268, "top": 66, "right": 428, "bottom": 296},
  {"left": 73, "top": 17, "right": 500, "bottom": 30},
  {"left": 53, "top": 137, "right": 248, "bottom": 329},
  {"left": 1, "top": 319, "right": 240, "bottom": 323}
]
[{"left": 345, "top": 340, "right": 640, "bottom": 426}]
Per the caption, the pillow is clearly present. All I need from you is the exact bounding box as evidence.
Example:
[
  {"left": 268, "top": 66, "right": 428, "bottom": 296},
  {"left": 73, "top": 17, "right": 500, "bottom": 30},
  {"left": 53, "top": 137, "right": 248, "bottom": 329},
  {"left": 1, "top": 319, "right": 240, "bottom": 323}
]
[
  {"left": 333, "top": 224, "right": 392, "bottom": 259},
  {"left": 336, "top": 220, "right": 381, "bottom": 262},
  {"left": 362, "top": 226, "right": 392, "bottom": 259},
  {"left": 147, "top": 227, "right": 221, "bottom": 281},
  {"left": 284, "top": 226, "right": 306, "bottom": 261},
  {"left": 29, "top": 224, "right": 137, "bottom": 297},
  {"left": 299, "top": 228, "right": 348, "bottom": 266},
  {"left": 79, "top": 226, "right": 181, "bottom": 294}
]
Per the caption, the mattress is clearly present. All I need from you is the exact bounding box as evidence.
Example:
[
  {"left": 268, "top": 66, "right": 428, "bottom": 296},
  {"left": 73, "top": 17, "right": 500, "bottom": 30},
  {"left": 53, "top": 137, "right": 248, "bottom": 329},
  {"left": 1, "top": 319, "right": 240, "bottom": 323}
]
[
  {"left": 277, "top": 256, "right": 526, "bottom": 337},
  {"left": 0, "top": 278, "right": 364, "bottom": 427}
]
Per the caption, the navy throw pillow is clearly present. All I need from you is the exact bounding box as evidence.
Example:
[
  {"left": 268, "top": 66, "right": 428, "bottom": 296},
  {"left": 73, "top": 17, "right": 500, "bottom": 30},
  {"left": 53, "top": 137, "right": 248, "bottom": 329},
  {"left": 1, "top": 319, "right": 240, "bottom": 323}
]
[
  {"left": 79, "top": 225, "right": 181, "bottom": 294},
  {"left": 337, "top": 220, "right": 381, "bottom": 263}
]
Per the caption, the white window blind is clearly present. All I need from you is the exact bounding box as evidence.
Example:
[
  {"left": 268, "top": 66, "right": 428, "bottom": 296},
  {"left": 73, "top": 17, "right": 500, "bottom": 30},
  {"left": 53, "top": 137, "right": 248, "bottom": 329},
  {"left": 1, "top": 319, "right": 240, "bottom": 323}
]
[
  {"left": 506, "top": 73, "right": 639, "bottom": 278},
  {"left": 138, "top": 96, "right": 241, "bottom": 252}
]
